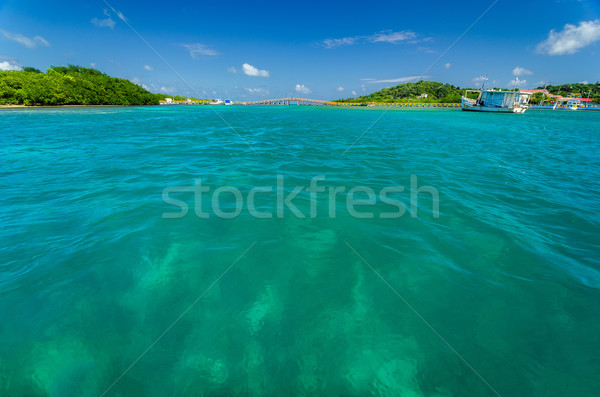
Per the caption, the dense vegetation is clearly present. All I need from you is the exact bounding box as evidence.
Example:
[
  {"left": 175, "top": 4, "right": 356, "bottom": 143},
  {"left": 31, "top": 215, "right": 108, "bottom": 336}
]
[
  {"left": 0, "top": 65, "right": 159, "bottom": 106},
  {"left": 536, "top": 82, "right": 600, "bottom": 98},
  {"left": 337, "top": 81, "right": 467, "bottom": 103}
]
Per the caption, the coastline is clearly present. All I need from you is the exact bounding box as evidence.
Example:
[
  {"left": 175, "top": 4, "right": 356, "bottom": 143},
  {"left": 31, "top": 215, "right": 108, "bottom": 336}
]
[
  {"left": 3, "top": 103, "right": 598, "bottom": 111},
  {"left": 0, "top": 104, "right": 151, "bottom": 109}
]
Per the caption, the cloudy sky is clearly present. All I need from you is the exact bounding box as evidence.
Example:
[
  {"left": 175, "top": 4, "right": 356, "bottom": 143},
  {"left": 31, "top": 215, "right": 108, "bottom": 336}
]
[{"left": 1, "top": 0, "right": 599, "bottom": 99}]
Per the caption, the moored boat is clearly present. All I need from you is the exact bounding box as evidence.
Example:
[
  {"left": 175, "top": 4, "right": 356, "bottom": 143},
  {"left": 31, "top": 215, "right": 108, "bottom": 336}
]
[
  {"left": 462, "top": 89, "right": 531, "bottom": 113},
  {"left": 565, "top": 99, "right": 581, "bottom": 110}
]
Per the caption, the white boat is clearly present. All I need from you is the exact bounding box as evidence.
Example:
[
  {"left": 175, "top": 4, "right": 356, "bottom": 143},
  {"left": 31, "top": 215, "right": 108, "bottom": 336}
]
[
  {"left": 210, "top": 99, "right": 224, "bottom": 105},
  {"left": 462, "top": 89, "right": 531, "bottom": 113},
  {"left": 565, "top": 99, "right": 581, "bottom": 110}
]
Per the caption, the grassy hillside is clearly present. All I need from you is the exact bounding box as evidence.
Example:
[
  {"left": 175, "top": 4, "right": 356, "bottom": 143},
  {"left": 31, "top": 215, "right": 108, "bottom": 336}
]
[
  {"left": 337, "top": 80, "right": 466, "bottom": 103},
  {"left": 0, "top": 65, "right": 159, "bottom": 106}
]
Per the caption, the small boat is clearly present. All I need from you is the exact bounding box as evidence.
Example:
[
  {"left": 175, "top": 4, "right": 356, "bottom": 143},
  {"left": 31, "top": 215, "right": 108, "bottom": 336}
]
[
  {"left": 565, "top": 99, "right": 581, "bottom": 110},
  {"left": 462, "top": 89, "right": 531, "bottom": 113},
  {"left": 462, "top": 74, "right": 531, "bottom": 113}
]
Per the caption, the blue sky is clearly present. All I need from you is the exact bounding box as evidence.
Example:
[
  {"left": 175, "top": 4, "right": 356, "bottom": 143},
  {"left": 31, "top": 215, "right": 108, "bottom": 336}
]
[{"left": 1, "top": 0, "right": 599, "bottom": 99}]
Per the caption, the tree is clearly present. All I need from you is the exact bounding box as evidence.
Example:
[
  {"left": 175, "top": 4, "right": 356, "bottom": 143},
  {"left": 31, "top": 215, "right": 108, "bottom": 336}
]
[{"left": 530, "top": 92, "right": 549, "bottom": 104}]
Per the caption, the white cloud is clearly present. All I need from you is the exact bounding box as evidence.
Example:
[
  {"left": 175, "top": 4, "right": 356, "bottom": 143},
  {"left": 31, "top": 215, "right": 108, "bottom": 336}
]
[
  {"left": 180, "top": 43, "right": 218, "bottom": 58},
  {"left": 92, "top": 9, "right": 127, "bottom": 28},
  {"left": 91, "top": 10, "right": 116, "bottom": 29},
  {"left": 472, "top": 75, "right": 487, "bottom": 85},
  {"left": 242, "top": 63, "right": 269, "bottom": 77},
  {"left": 91, "top": 17, "right": 115, "bottom": 29},
  {"left": 537, "top": 19, "right": 600, "bottom": 55},
  {"left": 351, "top": 90, "right": 357, "bottom": 96},
  {"left": 513, "top": 66, "right": 532, "bottom": 76},
  {"left": 160, "top": 86, "right": 176, "bottom": 94},
  {"left": 130, "top": 77, "right": 149, "bottom": 90},
  {"left": 90, "top": 62, "right": 97, "bottom": 67},
  {"left": 509, "top": 79, "right": 527, "bottom": 87},
  {"left": 369, "top": 30, "right": 417, "bottom": 44},
  {"left": 366, "top": 76, "right": 424, "bottom": 84},
  {"left": 322, "top": 37, "right": 358, "bottom": 49},
  {"left": 0, "top": 29, "right": 50, "bottom": 48},
  {"left": 361, "top": 84, "right": 366, "bottom": 91},
  {"left": 417, "top": 46, "right": 437, "bottom": 54},
  {"left": 295, "top": 84, "right": 311, "bottom": 94},
  {"left": 579, "top": 80, "right": 589, "bottom": 84},
  {"left": 143, "top": 65, "right": 153, "bottom": 71},
  {"left": 227, "top": 66, "right": 237, "bottom": 74},
  {"left": 321, "top": 30, "right": 419, "bottom": 48},
  {"left": 336, "top": 86, "right": 345, "bottom": 92},
  {"left": 444, "top": 63, "right": 451, "bottom": 70},
  {"left": 0, "top": 60, "right": 20, "bottom": 71},
  {"left": 34, "top": 36, "right": 50, "bottom": 47},
  {"left": 245, "top": 88, "right": 269, "bottom": 95}
]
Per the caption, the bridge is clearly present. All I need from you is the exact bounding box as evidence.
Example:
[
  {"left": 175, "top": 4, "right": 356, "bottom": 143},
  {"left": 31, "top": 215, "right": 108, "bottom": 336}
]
[
  {"left": 240, "top": 97, "right": 460, "bottom": 108},
  {"left": 242, "top": 97, "right": 338, "bottom": 106}
]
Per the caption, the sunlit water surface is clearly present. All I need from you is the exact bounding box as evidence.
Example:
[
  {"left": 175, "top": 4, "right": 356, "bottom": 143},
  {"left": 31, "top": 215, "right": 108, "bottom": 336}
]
[{"left": 1, "top": 106, "right": 599, "bottom": 396}]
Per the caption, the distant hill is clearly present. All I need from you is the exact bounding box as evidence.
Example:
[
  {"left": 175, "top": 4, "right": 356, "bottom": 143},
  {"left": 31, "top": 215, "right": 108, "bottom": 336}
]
[
  {"left": 0, "top": 65, "right": 159, "bottom": 106},
  {"left": 336, "top": 80, "right": 466, "bottom": 103}
]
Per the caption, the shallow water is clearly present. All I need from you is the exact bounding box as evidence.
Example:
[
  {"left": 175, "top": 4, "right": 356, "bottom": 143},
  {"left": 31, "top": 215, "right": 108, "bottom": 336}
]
[{"left": 1, "top": 106, "right": 599, "bottom": 395}]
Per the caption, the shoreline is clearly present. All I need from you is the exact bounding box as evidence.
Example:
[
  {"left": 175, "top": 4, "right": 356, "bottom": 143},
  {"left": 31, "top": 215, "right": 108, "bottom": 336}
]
[
  {"left": 0, "top": 104, "right": 151, "bottom": 109},
  {"left": 1, "top": 103, "right": 462, "bottom": 109},
  {"left": 3, "top": 103, "right": 598, "bottom": 111}
]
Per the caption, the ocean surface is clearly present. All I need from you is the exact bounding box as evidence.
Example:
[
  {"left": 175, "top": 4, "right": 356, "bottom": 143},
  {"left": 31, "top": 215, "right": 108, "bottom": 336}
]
[{"left": 1, "top": 105, "right": 599, "bottom": 396}]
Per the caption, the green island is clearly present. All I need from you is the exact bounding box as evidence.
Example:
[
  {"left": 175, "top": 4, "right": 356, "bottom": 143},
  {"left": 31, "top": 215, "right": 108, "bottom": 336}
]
[
  {"left": 336, "top": 81, "right": 466, "bottom": 104},
  {"left": 0, "top": 65, "right": 162, "bottom": 106}
]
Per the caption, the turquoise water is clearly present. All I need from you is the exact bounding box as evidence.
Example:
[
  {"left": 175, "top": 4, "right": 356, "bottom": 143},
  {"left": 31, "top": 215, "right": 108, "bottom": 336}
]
[{"left": 1, "top": 106, "right": 599, "bottom": 396}]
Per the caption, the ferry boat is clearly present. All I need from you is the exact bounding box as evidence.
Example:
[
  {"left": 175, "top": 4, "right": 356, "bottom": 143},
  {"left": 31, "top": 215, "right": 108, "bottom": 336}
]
[{"left": 462, "top": 89, "right": 531, "bottom": 113}]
